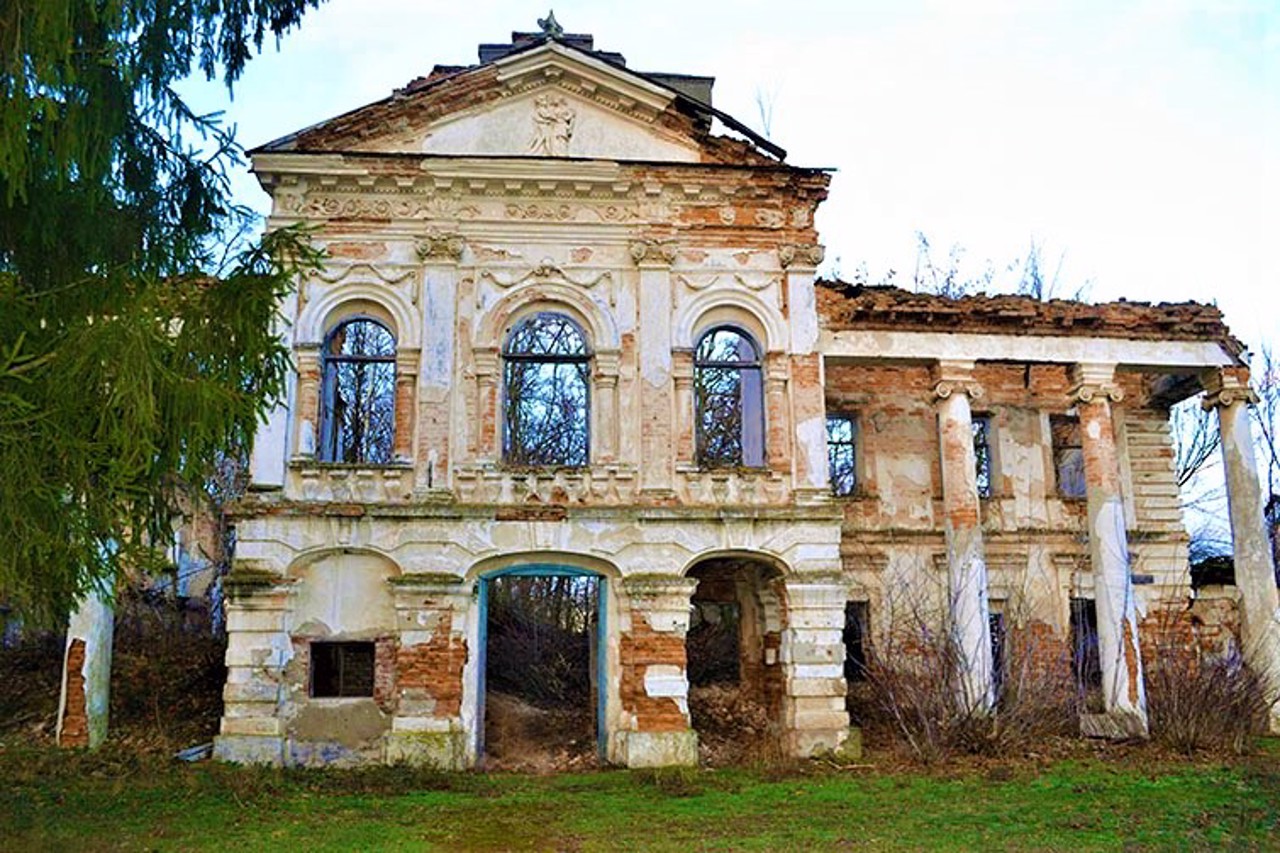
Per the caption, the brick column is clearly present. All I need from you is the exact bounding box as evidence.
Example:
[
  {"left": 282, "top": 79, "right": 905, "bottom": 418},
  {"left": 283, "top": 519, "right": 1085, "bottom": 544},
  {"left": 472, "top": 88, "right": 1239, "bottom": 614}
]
[
  {"left": 933, "top": 360, "right": 995, "bottom": 712},
  {"left": 617, "top": 576, "right": 699, "bottom": 767},
  {"left": 213, "top": 569, "right": 294, "bottom": 765},
  {"left": 672, "top": 349, "right": 695, "bottom": 465},
  {"left": 56, "top": 588, "right": 113, "bottom": 749},
  {"left": 631, "top": 240, "right": 677, "bottom": 498},
  {"left": 1204, "top": 368, "right": 1280, "bottom": 733},
  {"left": 780, "top": 575, "right": 852, "bottom": 756},
  {"left": 385, "top": 576, "right": 472, "bottom": 769},
  {"left": 765, "top": 354, "right": 792, "bottom": 475},
  {"left": 1071, "top": 363, "right": 1148, "bottom": 737}
]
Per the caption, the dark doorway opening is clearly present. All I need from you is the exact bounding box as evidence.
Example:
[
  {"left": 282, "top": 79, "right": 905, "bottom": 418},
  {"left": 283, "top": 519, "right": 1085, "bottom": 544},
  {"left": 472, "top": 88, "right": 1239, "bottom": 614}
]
[
  {"left": 481, "top": 571, "right": 601, "bottom": 771},
  {"left": 685, "top": 558, "right": 786, "bottom": 765}
]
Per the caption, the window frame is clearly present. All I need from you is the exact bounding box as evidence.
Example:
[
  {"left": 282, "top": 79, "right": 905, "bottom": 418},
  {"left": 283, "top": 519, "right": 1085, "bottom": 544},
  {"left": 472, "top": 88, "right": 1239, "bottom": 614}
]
[
  {"left": 972, "top": 413, "right": 994, "bottom": 499},
  {"left": 310, "top": 640, "right": 377, "bottom": 699},
  {"left": 693, "top": 324, "right": 766, "bottom": 470},
  {"left": 826, "top": 413, "right": 859, "bottom": 497},
  {"left": 1050, "top": 413, "right": 1087, "bottom": 499},
  {"left": 501, "top": 311, "right": 592, "bottom": 468},
  {"left": 319, "top": 316, "right": 398, "bottom": 465}
]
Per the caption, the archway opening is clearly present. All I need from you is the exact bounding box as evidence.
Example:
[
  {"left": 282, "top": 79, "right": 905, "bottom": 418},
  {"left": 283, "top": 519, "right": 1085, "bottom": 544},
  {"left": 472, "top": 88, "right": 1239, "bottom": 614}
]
[
  {"left": 685, "top": 557, "right": 786, "bottom": 765},
  {"left": 480, "top": 567, "right": 603, "bottom": 771}
]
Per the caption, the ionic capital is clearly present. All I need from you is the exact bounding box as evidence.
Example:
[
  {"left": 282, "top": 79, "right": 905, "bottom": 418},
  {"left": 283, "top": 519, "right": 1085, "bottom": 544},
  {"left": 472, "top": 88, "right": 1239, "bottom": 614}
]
[
  {"left": 1202, "top": 367, "right": 1260, "bottom": 410},
  {"left": 778, "top": 242, "right": 826, "bottom": 270},
  {"left": 415, "top": 231, "right": 465, "bottom": 263},
  {"left": 932, "top": 359, "right": 984, "bottom": 402},
  {"left": 629, "top": 239, "right": 678, "bottom": 267},
  {"left": 1068, "top": 362, "right": 1124, "bottom": 405}
]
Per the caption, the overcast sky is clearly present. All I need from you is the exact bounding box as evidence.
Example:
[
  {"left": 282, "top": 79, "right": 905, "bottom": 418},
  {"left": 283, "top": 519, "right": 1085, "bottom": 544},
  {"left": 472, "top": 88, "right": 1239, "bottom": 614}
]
[{"left": 182, "top": 0, "right": 1278, "bottom": 355}]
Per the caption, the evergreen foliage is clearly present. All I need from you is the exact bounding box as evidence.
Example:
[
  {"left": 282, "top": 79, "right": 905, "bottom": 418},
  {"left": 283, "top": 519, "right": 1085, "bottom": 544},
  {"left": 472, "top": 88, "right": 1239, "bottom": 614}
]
[{"left": 0, "top": 1, "right": 324, "bottom": 622}]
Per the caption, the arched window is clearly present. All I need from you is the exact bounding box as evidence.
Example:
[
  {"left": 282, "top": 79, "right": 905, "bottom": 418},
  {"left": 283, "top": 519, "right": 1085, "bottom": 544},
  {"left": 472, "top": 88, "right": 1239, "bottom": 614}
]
[
  {"left": 320, "top": 318, "right": 396, "bottom": 464},
  {"left": 503, "top": 312, "right": 590, "bottom": 466},
  {"left": 695, "top": 326, "right": 764, "bottom": 468}
]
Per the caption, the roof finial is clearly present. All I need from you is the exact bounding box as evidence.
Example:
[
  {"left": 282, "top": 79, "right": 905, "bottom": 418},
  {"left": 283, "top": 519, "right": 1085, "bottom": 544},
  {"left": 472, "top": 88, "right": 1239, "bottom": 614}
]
[{"left": 537, "top": 10, "right": 564, "bottom": 38}]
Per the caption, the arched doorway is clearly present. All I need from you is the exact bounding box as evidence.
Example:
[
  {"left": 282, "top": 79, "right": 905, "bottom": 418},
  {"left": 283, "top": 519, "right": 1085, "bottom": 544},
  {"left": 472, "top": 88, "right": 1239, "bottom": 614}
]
[
  {"left": 476, "top": 565, "right": 607, "bottom": 770},
  {"left": 684, "top": 555, "right": 787, "bottom": 765}
]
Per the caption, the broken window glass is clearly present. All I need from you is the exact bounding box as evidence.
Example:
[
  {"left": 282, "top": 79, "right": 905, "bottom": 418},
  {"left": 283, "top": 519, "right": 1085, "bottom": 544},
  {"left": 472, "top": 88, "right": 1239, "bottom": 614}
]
[
  {"left": 321, "top": 318, "right": 396, "bottom": 464},
  {"left": 694, "top": 327, "right": 764, "bottom": 468},
  {"left": 1051, "top": 414, "right": 1086, "bottom": 498},
  {"left": 827, "top": 415, "right": 858, "bottom": 496},
  {"left": 503, "top": 313, "right": 590, "bottom": 466},
  {"left": 972, "top": 415, "right": 993, "bottom": 498},
  {"left": 311, "top": 641, "right": 376, "bottom": 698}
]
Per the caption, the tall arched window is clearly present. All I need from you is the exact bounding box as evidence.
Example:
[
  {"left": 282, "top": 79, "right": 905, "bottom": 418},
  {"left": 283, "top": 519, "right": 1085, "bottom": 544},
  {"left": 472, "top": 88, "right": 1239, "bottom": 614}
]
[
  {"left": 695, "top": 326, "right": 765, "bottom": 468},
  {"left": 503, "top": 312, "right": 590, "bottom": 466},
  {"left": 320, "top": 318, "right": 396, "bottom": 464}
]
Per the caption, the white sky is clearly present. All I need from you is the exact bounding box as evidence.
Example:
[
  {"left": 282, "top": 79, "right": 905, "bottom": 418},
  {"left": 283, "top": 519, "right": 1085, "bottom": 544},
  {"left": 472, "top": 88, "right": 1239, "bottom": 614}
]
[{"left": 182, "top": 0, "right": 1278, "bottom": 355}]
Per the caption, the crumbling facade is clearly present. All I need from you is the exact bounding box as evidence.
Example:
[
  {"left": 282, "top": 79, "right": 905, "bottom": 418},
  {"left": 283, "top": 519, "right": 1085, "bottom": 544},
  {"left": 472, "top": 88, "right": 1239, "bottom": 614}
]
[{"left": 213, "top": 21, "right": 1280, "bottom": 767}]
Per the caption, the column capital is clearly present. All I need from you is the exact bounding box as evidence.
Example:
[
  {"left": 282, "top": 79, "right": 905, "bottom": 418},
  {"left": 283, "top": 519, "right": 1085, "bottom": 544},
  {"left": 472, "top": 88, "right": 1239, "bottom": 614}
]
[
  {"left": 932, "top": 359, "right": 984, "bottom": 401},
  {"left": 473, "top": 346, "right": 499, "bottom": 378},
  {"left": 1068, "top": 362, "right": 1124, "bottom": 405},
  {"left": 778, "top": 242, "right": 826, "bottom": 270},
  {"left": 1202, "top": 366, "right": 1260, "bottom": 409},
  {"left": 415, "top": 231, "right": 465, "bottom": 264},
  {"left": 629, "top": 239, "right": 678, "bottom": 267}
]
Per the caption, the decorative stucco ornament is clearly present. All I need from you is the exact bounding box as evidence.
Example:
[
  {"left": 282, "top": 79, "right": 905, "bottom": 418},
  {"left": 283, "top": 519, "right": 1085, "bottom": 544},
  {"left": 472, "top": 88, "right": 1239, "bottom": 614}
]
[
  {"left": 530, "top": 93, "right": 575, "bottom": 157},
  {"left": 537, "top": 10, "right": 564, "bottom": 38}
]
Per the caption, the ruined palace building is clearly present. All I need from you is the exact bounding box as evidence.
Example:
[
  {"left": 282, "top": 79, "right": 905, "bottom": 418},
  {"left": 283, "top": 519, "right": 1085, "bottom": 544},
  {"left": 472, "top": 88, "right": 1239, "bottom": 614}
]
[{"left": 205, "top": 19, "right": 1280, "bottom": 767}]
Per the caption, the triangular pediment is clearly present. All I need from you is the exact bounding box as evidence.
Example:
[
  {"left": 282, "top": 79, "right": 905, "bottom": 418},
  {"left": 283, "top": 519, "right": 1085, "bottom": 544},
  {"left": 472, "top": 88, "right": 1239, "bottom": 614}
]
[{"left": 259, "top": 40, "right": 781, "bottom": 165}]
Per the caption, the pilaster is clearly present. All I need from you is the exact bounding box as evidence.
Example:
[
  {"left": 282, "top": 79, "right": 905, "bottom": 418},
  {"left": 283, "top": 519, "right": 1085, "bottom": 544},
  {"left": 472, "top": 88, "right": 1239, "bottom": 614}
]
[
  {"left": 616, "top": 575, "right": 699, "bottom": 767},
  {"left": 780, "top": 575, "right": 851, "bottom": 756},
  {"left": 632, "top": 240, "right": 677, "bottom": 497}
]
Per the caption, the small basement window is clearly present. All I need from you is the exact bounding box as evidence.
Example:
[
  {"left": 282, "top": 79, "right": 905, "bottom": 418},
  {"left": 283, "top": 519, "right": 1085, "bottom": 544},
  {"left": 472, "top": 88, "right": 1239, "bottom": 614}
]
[{"left": 311, "top": 641, "right": 376, "bottom": 698}]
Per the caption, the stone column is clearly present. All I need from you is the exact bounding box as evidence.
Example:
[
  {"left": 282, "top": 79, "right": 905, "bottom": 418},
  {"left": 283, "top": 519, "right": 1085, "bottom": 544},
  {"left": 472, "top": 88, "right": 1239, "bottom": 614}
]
[
  {"left": 617, "top": 576, "right": 699, "bottom": 767},
  {"left": 213, "top": 568, "right": 294, "bottom": 765},
  {"left": 631, "top": 240, "right": 677, "bottom": 497},
  {"left": 473, "top": 348, "right": 499, "bottom": 462},
  {"left": 1204, "top": 368, "right": 1280, "bottom": 733},
  {"left": 595, "top": 350, "right": 621, "bottom": 462},
  {"left": 249, "top": 288, "right": 298, "bottom": 489},
  {"left": 56, "top": 588, "right": 114, "bottom": 749},
  {"left": 933, "top": 360, "right": 995, "bottom": 712},
  {"left": 292, "top": 345, "right": 321, "bottom": 459},
  {"left": 1071, "top": 363, "right": 1148, "bottom": 737},
  {"left": 416, "top": 233, "right": 463, "bottom": 491},
  {"left": 672, "top": 349, "right": 695, "bottom": 465},
  {"left": 386, "top": 575, "right": 472, "bottom": 769},
  {"left": 393, "top": 349, "right": 419, "bottom": 463},
  {"left": 780, "top": 575, "right": 852, "bottom": 756},
  {"left": 765, "top": 354, "right": 792, "bottom": 476}
]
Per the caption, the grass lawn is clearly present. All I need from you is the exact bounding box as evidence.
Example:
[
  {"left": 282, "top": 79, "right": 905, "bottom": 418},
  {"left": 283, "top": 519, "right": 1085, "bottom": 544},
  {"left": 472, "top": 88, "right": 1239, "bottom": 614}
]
[{"left": 3, "top": 746, "right": 1278, "bottom": 851}]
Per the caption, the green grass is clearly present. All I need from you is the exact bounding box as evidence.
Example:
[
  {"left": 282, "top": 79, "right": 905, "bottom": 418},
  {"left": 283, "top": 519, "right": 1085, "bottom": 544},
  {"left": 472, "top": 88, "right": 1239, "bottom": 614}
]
[{"left": 3, "top": 747, "right": 1278, "bottom": 851}]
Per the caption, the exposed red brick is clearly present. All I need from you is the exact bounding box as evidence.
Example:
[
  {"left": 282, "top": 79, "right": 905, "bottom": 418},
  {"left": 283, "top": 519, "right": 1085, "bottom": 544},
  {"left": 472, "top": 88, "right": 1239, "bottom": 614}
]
[
  {"left": 397, "top": 613, "right": 468, "bottom": 718},
  {"left": 58, "top": 639, "right": 89, "bottom": 747},
  {"left": 619, "top": 618, "right": 689, "bottom": 733}
]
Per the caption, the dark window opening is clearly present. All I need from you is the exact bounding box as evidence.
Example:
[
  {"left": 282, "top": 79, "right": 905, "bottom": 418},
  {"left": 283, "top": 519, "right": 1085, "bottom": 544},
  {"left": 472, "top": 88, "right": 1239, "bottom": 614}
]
[
  {"left": 311, "top": 641, "right": 376, "bottom": 698},
  {"left": 988, "top": 608, "right": 1006, "bottom": 697},
  {"left": 844, "top": 601, "right": 869, "bottom": 682},
  {"left": 972, "top": 415, "right": 993, "bottom": 499},
  {"left": 321, "top": 318, "right": 396, "bottom": 464},
  {"left": 1070, "top": 598, "right": 1102, "bottom": 704},
  {"left": 1052, "top": 414, "right": 1086, "bottom": 499},
  {"left": 694, "top": 326, "right": 764, "bottom": 468},
  {"left": 503, "top": 313, "right": 590, "bottom": 466},
  {"left": 827, "top": 415, "right": 858, "bottom": 497}
]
